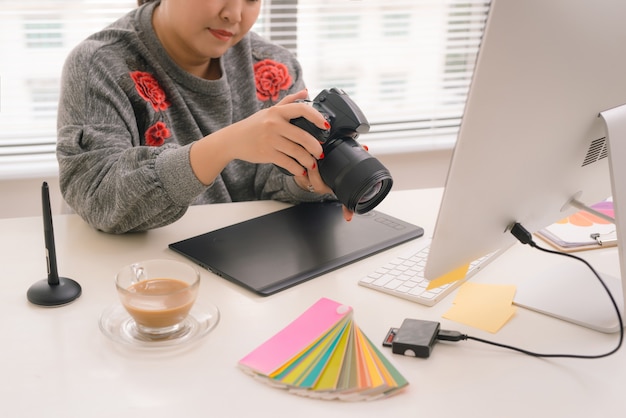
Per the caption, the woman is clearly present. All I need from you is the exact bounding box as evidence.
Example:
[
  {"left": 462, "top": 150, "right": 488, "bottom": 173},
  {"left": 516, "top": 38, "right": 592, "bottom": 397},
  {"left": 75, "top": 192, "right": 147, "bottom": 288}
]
[{"left": 56, "top": 0, "right": 351, "bottom": 233}]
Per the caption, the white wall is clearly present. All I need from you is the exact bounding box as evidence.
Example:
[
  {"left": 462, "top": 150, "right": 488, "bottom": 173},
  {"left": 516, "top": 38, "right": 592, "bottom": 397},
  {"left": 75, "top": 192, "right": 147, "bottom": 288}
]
[
  {"left": 0, "top": 149, "right": 452, "bottom": 219},
  {"left": 0, "top": 176, "right": 65, "bottom": 218}
]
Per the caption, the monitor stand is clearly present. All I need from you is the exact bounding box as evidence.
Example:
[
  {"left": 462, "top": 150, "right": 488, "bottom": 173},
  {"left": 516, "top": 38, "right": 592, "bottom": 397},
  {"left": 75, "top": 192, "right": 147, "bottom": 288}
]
[{"left": 513, "top": 104, "right": 626, "bottom": 333}]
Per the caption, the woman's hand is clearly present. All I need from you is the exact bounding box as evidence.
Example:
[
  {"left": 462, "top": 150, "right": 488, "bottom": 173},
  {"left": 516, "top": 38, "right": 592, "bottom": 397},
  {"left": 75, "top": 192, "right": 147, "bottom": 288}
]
[
  {"left": 189, "top": 89, "right": 328, "bottom": 184},
  {"left": 293, "top": 175, "right": 354, "bottom": 221},
  {"left": 227, "top": 89, "right": 328, "bottom": 174}
]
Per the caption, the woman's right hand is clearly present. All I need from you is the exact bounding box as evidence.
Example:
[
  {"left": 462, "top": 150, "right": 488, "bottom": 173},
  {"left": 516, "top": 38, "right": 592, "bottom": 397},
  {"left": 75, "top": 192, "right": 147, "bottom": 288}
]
[{"left": 189, "top": 89, "right": 329, "bottom": 186}]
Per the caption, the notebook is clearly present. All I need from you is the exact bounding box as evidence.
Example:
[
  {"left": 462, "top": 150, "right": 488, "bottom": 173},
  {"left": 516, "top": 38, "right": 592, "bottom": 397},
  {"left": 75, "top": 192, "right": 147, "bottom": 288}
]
[{"left": 169, "top": 201, "right": 423, "bottom": 296}]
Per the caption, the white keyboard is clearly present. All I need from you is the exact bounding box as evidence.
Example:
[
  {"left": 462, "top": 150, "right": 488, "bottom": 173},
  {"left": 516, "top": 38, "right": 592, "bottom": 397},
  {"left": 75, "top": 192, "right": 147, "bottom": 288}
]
[{"left": 358, "top": 240, "right": 497, "bottom": 306}]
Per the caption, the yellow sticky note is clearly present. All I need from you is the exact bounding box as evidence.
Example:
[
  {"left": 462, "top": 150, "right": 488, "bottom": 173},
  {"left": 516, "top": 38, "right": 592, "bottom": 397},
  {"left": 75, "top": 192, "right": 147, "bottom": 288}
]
[
  {"left": 426, "top": 263, "right": 470, "bottom": 290},
  {"left": 454, "top": 281, "right": 516, "bottom": 307},
  {"left": 442, "top": 282, "right": 517, "bottom": 333}
]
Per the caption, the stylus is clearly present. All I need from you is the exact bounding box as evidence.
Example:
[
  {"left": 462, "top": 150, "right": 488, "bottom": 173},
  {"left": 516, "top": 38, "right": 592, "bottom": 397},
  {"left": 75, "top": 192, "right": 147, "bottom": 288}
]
[{"left": 42, "top": 182, "right": 60, "bottom": 285}]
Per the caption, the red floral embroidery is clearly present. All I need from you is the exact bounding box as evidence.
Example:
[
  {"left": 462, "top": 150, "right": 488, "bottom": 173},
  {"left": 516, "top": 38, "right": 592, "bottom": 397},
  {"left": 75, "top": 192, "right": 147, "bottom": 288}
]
[
  {"left": 145, "top": 121, "right": 171, "bottom": 146},
  {"left": 130, "top": 71, "right": 170, "bottom": 111},
  {"left": 130, "top": 71, "right": 171, "bottom": 146},
  {"left": 253, "top": 59, "right": 293, "bottom": 102}
]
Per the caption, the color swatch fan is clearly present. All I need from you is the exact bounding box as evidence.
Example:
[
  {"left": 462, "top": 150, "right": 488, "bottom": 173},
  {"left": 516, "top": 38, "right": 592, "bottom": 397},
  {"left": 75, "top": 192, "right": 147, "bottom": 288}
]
[{"left": 238, "top": 298, "right": 408, "bottom": 401}]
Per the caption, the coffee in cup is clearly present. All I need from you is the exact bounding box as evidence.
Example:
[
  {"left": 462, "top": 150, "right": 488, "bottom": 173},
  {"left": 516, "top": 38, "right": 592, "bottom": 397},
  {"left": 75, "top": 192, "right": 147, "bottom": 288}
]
[{"left": 116, "top": 259, "right": 200, "bottom": 340}]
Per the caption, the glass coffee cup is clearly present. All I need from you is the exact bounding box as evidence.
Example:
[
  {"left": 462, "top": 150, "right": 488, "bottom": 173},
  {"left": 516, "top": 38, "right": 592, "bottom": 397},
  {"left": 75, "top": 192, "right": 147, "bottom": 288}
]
[{"left": 115, "top": 259, "right": 200, "bottom": 340}]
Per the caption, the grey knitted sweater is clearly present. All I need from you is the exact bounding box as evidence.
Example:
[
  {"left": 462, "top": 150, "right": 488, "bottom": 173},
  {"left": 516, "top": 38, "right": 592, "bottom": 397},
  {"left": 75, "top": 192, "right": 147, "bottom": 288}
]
[{"left": 57, "top": 2, "right": 329, "bottom": 234}]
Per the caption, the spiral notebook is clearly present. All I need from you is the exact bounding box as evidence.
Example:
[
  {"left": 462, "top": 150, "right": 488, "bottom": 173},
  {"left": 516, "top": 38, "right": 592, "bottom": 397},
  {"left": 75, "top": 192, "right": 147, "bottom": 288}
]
[{"left": 169, "top": 201, "right": 424, "bottom": 296}]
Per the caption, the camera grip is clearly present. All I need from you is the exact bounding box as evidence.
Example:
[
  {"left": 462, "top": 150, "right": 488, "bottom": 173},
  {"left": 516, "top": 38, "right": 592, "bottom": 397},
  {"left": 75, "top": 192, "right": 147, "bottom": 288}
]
[{"left": 290, "top": 116, "right": 330, "bottom": 143}]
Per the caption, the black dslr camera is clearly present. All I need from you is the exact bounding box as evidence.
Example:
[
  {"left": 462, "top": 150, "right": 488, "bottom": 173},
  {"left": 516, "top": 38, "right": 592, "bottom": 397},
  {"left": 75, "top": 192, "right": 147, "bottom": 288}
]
[{"left": 290, "top": 88, "right": 393, "bottom": 214}]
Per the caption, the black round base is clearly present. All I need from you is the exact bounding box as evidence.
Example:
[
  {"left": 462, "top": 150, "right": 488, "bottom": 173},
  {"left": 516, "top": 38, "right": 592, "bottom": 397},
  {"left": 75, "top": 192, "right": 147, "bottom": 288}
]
[{"left": 27, "top": 277, "right": 82, "bottom": 306}]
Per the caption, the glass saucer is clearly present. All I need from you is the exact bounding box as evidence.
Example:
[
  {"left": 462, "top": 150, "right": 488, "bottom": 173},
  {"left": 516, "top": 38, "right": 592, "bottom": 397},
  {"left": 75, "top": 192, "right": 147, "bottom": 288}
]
[{"left": 99, "top": 301, "right": 220, "bottom": 349}]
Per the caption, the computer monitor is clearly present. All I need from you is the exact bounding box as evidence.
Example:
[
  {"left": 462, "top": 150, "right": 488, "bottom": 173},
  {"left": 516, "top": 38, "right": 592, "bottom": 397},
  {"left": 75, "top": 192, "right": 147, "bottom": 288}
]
[{"left": 423, "top": 0, "right": 626, "bottom": 333}]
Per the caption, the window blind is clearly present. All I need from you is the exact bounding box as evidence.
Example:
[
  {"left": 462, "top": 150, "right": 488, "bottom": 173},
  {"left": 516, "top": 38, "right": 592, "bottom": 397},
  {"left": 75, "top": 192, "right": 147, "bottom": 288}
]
[
  {"left": 0, "top": 0, "right": 138, "bottom": 179},
  {"left": 0, "top": 0, "right": 489, "bottom": 180}
]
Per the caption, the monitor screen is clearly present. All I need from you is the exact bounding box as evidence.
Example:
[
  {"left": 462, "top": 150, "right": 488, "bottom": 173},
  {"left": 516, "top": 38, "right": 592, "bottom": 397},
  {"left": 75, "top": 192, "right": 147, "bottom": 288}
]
[{"left": 424, "top": 0, "right": 626, "bottom": 332}]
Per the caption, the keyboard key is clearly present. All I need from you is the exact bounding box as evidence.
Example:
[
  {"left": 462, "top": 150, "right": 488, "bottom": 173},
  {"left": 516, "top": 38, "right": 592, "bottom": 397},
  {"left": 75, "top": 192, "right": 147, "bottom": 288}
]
[
  {"left": 372, "top": 274, "right": 394, "bottom": 287},
  {"left": 384, "top": 279, "right": 405, "bottom": 290},
  {"left": 408, "top": 287, "right": 425, "bottom": 296}
]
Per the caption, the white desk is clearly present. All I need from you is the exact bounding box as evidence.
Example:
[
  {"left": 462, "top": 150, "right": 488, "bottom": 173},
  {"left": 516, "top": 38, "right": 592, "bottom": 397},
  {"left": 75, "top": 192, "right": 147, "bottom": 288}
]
[{"left": 1, "top": 189, "right": 624, "bottom": 417}]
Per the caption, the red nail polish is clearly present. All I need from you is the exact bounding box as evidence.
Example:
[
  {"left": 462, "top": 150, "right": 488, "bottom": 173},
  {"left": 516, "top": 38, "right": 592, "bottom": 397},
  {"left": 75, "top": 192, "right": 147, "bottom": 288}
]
[
  {"left": 302, "top": 169, "right": 307, "bottom": 176},
  {"left": 363, "top": 144, "right": 369, "bottom": 151},
  {"left": 312, "top": 162, "right": 317, "bottom": 170},
  {"left": 323, "top": 121, "right": 331, "bottom": 130},
  {"left": 319, "top": 152, "right": 325, "bottom": 159}
]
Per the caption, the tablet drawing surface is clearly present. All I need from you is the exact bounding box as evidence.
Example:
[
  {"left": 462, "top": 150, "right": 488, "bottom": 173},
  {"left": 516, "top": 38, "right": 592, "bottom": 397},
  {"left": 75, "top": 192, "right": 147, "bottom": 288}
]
[{"left": 169, "top": 202, "right": 424, "bottom": 296}]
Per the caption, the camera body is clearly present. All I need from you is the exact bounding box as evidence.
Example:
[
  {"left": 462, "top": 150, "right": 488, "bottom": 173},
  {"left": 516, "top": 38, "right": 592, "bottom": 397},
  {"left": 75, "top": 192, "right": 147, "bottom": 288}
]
[
  {"left": 290, "top": 88, "right": 371, "bottom": 145},
  {"left": 290, "top": 88, "right": 393, "bottom": 214}
]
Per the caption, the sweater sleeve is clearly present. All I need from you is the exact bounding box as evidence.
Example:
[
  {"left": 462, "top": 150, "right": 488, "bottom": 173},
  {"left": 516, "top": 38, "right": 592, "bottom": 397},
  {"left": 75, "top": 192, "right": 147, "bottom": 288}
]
[{"left": 56, "top": 42, "right": 207, "bottom": 234}]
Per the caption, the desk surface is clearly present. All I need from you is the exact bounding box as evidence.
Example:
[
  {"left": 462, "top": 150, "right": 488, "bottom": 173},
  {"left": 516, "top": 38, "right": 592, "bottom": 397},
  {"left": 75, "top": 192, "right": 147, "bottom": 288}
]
[{"left": 1, "top": 188, "right": 624, "bottom": 418}]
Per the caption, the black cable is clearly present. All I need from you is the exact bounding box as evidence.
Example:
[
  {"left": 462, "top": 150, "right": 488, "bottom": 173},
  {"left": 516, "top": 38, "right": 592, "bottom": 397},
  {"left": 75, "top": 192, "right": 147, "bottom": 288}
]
[{"left": 437, "top": 222, "right": 624, "bottom": 359}]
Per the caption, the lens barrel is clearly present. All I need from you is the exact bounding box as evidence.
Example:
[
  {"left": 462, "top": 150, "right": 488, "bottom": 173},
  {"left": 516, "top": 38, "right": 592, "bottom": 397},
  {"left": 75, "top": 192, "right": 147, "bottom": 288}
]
[{"left": 318, "top": 137, "right": 393, "bottom": 214}]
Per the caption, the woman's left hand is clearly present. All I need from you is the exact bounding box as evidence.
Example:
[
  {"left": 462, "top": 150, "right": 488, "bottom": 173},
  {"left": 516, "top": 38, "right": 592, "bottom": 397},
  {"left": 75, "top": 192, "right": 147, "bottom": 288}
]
[{"left": 293, "top": 174, "right": 354, "bottom": 221}]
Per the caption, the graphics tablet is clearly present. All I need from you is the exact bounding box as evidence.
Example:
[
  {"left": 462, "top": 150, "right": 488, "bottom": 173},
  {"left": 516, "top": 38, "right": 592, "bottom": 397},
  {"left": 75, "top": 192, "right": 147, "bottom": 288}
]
[{"left": 169, "top": 201, "right": 424, "bottom": 296}]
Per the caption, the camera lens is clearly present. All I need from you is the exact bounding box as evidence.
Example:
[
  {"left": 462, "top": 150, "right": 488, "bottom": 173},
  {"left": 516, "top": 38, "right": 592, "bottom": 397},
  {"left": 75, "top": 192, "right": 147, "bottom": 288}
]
[
  {"left": 318, "top": 138, "right": 393, "bottom": 214},
  {"left": 350, "top": 170, "right": 392, "bottom": 213},
  {"left": 358, "top": 181, "right": 383, "bottom": 204}
]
